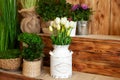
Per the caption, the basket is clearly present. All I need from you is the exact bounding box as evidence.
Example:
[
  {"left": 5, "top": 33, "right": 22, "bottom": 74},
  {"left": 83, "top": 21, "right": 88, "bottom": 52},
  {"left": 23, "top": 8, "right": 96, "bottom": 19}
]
[
  {"left": 22, "top": 59, "right": 42, "bottom": 77},
  {"left": 0, "top": 58, "right": 21, "bottom": 71}
]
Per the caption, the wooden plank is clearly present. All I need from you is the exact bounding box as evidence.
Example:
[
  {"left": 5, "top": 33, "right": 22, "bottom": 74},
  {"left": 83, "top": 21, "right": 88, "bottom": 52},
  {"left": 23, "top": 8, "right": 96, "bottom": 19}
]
[
  {"left": 88, "top": 0, "right": 110, "bottom": 35},
  {"left": 72, "top": 60, "right": 120, "bottom": 77},
  {"left": 66, "top": 0, "right": 80, "bottom": 4},
  {"left": 0, "top": 67, "right": 95, "bottom": 80},
  {"left": 110, "top": 0, "right": 120, "bottom": 35},
  {"left": 39, "top": 34, "right": 120, "bottom": 78},
  {"left": 0, "top": 71, "right": 37, "bottom": 80}
]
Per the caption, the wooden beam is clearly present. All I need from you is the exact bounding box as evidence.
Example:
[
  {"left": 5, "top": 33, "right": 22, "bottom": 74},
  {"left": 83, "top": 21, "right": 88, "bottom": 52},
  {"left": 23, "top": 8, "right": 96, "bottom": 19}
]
[{"left": 0, "top": 71, "right": 39, "bottom": 80}]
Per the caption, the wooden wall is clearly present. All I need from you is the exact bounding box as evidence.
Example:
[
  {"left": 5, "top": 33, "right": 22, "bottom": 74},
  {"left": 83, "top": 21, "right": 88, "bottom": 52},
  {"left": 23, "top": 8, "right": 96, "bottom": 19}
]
[{"left": 66, "top": 0, "right": 120, "bottom": 35}]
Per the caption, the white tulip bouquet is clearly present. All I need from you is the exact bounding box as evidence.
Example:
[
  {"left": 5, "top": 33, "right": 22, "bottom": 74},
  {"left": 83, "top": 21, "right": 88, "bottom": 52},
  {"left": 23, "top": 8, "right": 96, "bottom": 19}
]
[{"left": 49, "top": 17, "right": 76, "bottom": 45}]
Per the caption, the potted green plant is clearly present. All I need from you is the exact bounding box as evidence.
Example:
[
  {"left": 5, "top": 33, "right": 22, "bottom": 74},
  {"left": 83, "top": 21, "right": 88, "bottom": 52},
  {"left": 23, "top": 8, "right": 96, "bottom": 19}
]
[
  {"left": 37, "top": 0, "right": 71, "bottom": 21},
  {"left": 0, "top": 0, "right": 18, "bottom": 51},
  {"left": 70, "top": 4, "right": 93, "bottom": 35},
  {"left": 36, "top": 0, "right": 72, "bottom": 34},
  {"left": 49, "top": 17, "right": 76, "bottom": 78},
  {"left": 0, "top": 49, "right": 21, "bottom": 71},
  {"left": 18, "top": 32, "right": 44, "bottom": 77},
  {"left": 18, "top": 0, "right": 41, "bottom": 33},
  {"left": 0, "top": 0, "right": 21, "bottom": 71}
]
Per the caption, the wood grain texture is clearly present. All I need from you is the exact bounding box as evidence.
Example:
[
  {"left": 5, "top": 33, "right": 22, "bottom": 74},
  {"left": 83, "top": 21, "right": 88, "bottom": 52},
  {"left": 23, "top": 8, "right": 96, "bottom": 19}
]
[
  {"left": 0, "top": 71, "right": 38, "bottom": 80},
  {"left": 71, "top": 36, "right": 120, "bottom": 77},
  {"left": 110, "top": 0, "right": 120, "bottom": 35},
  {"left": 1, "top": 67, "right": 120, "bottom": 80},
  {"left": 66, "top": 0, "right": 80, "bottom": 4},
  {"left": 89, "top": 0, "right": 110, "bottom": 35},
  {"left": 39, "top": 34, "right": 120, "bottom": 78}
]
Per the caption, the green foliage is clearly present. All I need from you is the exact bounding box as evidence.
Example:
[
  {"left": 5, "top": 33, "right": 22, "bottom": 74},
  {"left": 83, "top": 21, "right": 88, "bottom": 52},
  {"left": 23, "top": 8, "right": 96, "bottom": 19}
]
[
  {"left": 70, "top": 4, "right": 93, "bottom": 21},
  {"left": 0, "top": 49, "right": 20, "bottom": 59},
  {"left": 0, "top": 0, "right": 18, "bottom": 51},
  {"left": 20, "top": 0, "right": 39, "bottom": 9},
  {"left": 51, "top": 29, "right": 72, "bottom": 45},
  {"left": 18, "top": 33, "right": 44, "bottom": 61},
  {"left": 36, "top": 0, "right": 72, "bottom": 21}
]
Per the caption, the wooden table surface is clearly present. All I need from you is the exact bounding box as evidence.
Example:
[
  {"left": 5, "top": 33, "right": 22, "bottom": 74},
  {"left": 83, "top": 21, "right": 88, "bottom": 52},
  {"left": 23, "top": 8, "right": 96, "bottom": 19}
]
[{"left": 0, "top": 67, "right": 120, "bottom": 80}]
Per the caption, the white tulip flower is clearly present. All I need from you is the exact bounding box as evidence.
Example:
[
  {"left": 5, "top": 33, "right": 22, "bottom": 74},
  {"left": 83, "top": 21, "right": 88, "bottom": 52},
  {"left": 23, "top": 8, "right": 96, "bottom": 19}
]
[
  {"left": 56, "top": 24, "right": 61, "bottom": 30},
  {"left": 49, "top": 26, "right": 53, "bottom": 31},
  {"left": 52, "top": 21, "right": 57, "bottom": 28},
  {"left": 65, "top": 21, "right": 70, "bottom": 28},
  {"left": 54, "top": 17, "right": 60, "bottom": 24},
  {"left": 60, "top": 17, "right": 67, "bottom": 25},
  {"left": 50, "top": 21, "right": 54, "bottom": 26}
]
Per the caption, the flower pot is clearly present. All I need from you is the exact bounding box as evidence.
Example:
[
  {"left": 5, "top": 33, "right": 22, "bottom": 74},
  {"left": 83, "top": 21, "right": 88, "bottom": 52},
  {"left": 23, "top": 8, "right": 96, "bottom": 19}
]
[
  {"left": 49, "top": 45, "right": 73, "bottom": 78},
  {"left": 77, "top": 21, "right": 88, "bottom": 35},
  {"left": 70, "top": 22, "right": 77, "bottom": 37},
  {"left": 41, "top": 20, "right": 52, "bottom": 34},
  {"left": 19, "top": 7, "right": 41, "bottom": 33},
  {"left": 0, "top": 58, "right": 21, "bottom": 71},
  {"left": 22, "top": 59, "right": 42, "bottom": 77}
]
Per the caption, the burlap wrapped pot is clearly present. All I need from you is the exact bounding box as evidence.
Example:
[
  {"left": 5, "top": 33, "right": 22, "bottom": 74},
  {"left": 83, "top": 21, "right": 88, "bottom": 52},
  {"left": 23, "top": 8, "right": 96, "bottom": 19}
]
[
  {"left": 19, "top": 7, "right": 41, "bottom": 33},
  {"left": 22, "top": 59, "right": 42, "bottom": 77}
]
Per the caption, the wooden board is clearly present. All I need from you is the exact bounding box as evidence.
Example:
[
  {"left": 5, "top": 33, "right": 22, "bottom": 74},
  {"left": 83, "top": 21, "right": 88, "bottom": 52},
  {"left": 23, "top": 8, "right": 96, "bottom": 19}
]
[
  {"left": 110, "top": 0, "right": 120, "bottom": 35},
  {"left": 39, "top": 34, "right": 120, "bottom": 78},
  {"left": 0, "top": 67, "right": 120, "bottom": 80},
  {"left": 71, "top": 36, "right": 120, "bottom": 77},
  {"left": 0, "top": 71, "right": 37, "bottom": 80}
]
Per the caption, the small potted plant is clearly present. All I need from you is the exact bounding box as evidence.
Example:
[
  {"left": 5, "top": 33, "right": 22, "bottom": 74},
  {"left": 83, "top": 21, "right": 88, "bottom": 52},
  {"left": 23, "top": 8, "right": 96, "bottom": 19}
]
[
  {"left": 18, "top": 0, "right": 41, "bottom": 33},
  {"left": 36, "top": 0, "right": 72, "bottom": 34},
  {"left": 70, "top": 4, "right": 93, "bottom": 35},
  {"left": 18, "top": 33, "right": 44, "bottom": 77},
  {"left": 0, "top": 49, "right": 21, "bottom": 71}
]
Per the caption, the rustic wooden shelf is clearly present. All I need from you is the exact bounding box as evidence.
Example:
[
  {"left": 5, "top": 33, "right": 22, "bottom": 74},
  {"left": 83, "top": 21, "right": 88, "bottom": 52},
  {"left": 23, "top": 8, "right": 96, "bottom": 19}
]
[
  {"left": 39, "top": 34, "right": 120, "bottom": 78},
  {"left": 0, "top": 67, "right": 120, "bottom": 80}
]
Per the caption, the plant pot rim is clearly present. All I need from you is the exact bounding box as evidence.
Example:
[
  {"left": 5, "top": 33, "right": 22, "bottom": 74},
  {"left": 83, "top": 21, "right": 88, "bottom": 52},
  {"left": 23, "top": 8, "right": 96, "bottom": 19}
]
[
  {"left": 0, "top": 57, "right": 20, "bottom": 60},
  {"left": 23, "top": 58, "right": 42, "bottom": 62}
]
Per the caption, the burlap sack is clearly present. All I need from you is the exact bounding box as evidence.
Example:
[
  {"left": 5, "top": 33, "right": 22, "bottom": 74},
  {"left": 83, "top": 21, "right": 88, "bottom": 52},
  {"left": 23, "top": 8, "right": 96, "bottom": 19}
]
[{"left": 19, "top": 7, "right": 41, "bottom": 33}]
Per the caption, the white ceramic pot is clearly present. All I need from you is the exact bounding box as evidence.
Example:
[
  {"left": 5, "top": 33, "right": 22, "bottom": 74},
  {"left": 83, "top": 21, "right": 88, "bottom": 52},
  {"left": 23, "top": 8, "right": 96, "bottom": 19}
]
[
  {"left": 22, "top": 59, "right": 42, "bottom": 77},
  {"left": 49, "top": 45, "right": 73, "bottom": 78},
  {"left": 70, "top": 22, "right": 77, "bottom": 37}
]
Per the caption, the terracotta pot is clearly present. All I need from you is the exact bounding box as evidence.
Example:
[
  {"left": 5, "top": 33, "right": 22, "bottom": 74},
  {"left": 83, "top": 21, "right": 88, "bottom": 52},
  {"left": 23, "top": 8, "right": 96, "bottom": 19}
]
[
  {"left": 22, "top": 59, "right": 42, "bottom": 77},
  {"left": 0, "top": 58, "right": 21, "bottom": 71}
]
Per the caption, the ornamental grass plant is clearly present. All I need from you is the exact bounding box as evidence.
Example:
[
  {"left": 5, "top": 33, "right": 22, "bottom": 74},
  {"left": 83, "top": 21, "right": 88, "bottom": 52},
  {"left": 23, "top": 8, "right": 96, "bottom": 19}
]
[
  {"left": 20, "top": 0, "right": 39, "bottom": 9},
  {"left": 0, "top": 0, "right": 18, "bottom": 52}
]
